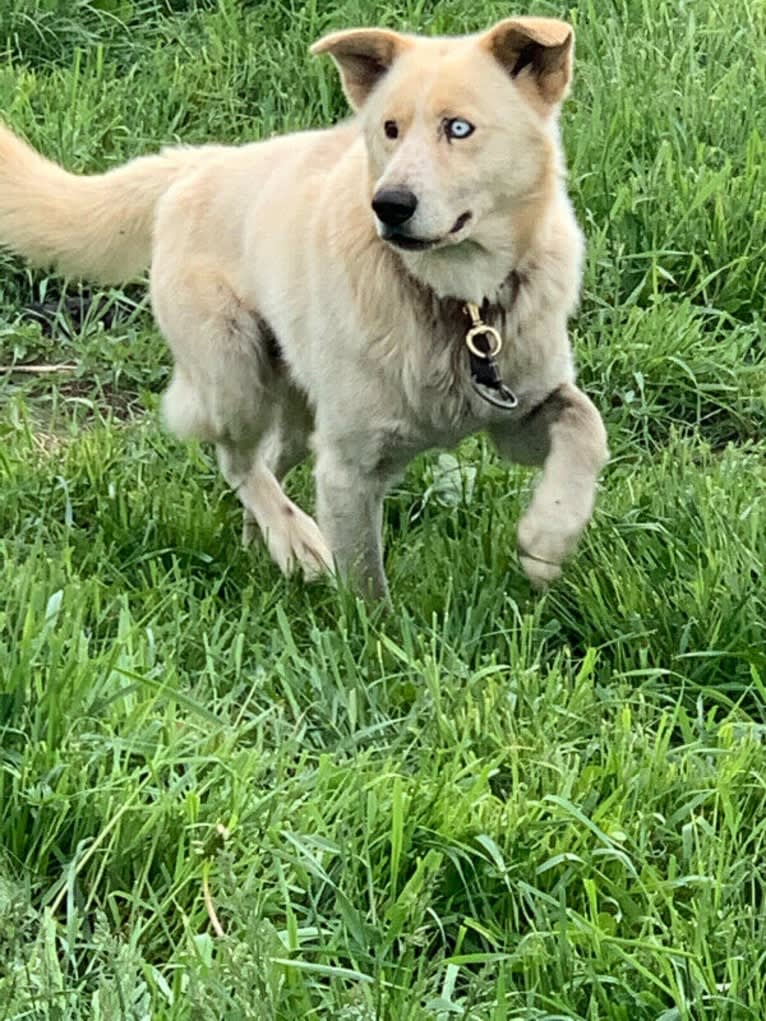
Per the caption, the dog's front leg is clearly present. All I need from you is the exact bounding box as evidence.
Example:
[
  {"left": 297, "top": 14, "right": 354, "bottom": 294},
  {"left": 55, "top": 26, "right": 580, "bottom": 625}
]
[
  {"left": 490, "top": 382, "right": 608, "bottom": 588},
  {"left": 314, "top": 446, "right": 389, "bottom": 599}
]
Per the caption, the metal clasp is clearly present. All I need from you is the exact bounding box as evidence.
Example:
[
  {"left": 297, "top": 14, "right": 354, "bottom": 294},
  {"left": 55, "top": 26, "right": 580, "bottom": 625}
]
[
  {"left": 464, "top": 302, "right": 503, "bottom": 358},
  {"left": 462, "top": 301, "right": 518, "bottom": 411}
]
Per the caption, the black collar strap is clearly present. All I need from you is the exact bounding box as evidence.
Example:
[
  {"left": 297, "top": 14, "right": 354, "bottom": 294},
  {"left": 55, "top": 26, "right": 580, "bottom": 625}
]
[{"left": 463, "top": 302, "right": 518, "bottom": 411}]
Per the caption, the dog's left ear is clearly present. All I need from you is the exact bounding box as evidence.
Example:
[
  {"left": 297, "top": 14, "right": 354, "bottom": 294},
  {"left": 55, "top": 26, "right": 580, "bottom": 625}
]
[
  {"left": 482, "top": 17, "right": 574, "bottom": 109},
  {"left": 311, "top": 29, "right": 411, "bottom": 111}
]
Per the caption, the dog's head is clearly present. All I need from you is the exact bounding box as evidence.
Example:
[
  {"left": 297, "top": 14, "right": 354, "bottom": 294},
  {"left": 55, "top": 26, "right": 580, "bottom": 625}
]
[{"left": 312, "top": 18, "right": 572, "bottom": 290}]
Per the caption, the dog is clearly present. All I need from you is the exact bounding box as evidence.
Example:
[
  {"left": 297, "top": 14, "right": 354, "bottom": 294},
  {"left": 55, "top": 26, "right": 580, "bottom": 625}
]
[{"left": 0, "top": 16, "right": 608, "bottom": 598}]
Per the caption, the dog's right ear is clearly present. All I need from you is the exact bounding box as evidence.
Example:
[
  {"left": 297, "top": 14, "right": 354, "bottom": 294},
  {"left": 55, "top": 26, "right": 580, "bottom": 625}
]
[{"left": 310, "top": 29, "right": 410, "bottom": 110}]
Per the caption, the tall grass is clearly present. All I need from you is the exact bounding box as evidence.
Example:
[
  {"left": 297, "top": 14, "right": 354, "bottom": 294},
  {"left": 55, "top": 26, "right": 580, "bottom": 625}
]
[{"left": 1, "top": 0, "right": 765, "bottom": 1017}]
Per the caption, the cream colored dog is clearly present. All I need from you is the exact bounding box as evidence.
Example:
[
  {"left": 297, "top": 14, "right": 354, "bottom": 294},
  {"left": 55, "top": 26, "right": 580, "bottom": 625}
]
[{"left": 0, "top": 17, "right": 608, "bottom": 597}]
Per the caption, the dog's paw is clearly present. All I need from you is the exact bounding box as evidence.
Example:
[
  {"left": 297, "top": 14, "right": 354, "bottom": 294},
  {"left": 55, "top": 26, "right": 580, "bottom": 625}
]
[
  {"left": 517, "top": 548, "right": 563, "bottom": 590},
  {"left": 267, "top": 502, "right": 333, "bottom": 582},
  {"left": 517, "top": 504, "right": 583, "bottom": 590}
]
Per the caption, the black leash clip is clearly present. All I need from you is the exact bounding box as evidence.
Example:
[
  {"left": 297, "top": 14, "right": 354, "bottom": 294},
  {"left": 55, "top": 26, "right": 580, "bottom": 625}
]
[{"left": 464, "top": 303, "right": 518, "bottom": 411}]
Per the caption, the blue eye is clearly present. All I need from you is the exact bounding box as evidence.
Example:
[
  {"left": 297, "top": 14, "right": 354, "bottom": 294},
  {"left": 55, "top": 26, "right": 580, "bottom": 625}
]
[{"left": 445, "top": 117, "right": 474, "bottom": 140}]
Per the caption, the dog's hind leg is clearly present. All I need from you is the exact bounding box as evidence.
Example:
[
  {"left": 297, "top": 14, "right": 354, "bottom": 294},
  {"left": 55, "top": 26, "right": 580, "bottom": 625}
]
[
  {"left": 216, "top": 442, "right": 332, "bottom": 580},
  {"left": 240, "top": 385, "right": 315, "bottom": 548},
  {"left": 153, "top": 253, "right": 331, "bottom": 581}
]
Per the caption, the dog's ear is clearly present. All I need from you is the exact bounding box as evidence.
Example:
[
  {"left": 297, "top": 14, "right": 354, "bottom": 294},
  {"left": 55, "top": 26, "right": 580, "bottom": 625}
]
[
  {"left": 311, "top": 29, "right": 410, "bottom": 110},
  {"left": 482, "top": 17, "right": 573, "bottom": 110}
]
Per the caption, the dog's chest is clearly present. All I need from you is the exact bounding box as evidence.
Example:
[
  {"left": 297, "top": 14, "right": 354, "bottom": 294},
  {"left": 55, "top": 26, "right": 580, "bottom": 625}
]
[
  {"left": 400, "top": 293, "right": 522, "bottom": 430},
  {"left": 390, "top": 275, "right": 572, "bottom": 451}
]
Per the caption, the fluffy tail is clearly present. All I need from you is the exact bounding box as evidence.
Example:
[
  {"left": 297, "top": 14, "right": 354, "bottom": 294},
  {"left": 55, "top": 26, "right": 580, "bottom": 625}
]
[{"left": 0, "top": 124, "right": 200, "bottom": 283}]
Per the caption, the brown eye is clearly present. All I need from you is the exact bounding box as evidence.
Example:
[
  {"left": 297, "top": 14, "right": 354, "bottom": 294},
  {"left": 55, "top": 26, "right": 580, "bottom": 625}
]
[{"left": 384, "top": 120, "right": 399, "bottom": 140}]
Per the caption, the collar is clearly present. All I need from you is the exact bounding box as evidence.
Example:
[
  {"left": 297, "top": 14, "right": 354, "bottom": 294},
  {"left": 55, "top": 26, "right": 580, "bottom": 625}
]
[
  {"left": 461, "top": 276, "right": 520, "bottom": 411},
  {"left": 392, "top": 254, "right": 523, "bottom": 412}
]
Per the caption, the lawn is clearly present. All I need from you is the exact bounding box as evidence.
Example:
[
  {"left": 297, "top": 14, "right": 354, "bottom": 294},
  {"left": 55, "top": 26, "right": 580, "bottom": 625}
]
[{"left": 1, "top": 0, "right": 765, "bottom": 1018}]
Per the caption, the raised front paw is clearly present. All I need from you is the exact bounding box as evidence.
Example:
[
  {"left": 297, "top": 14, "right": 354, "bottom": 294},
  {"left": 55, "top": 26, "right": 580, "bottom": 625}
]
[{"left": 517, "top": 499, "right": 591, "bottom": 590}]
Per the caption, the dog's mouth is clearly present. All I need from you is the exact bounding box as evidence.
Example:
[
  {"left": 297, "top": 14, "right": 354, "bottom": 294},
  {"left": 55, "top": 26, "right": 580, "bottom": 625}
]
[
  {"left": 380, "top": 211, "right": 473, "bottom": 252},
  {"left": 382, "top": 231, "right": 438, "bottom": 251},
  {"left": 449, "top": 211, "right": 473, "bottom": 234}
]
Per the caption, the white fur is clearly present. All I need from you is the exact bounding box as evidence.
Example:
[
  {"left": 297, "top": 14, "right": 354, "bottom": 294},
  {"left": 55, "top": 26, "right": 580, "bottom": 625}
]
[{"left": 0, "top": 17, "right": 608, "bottom": 595}]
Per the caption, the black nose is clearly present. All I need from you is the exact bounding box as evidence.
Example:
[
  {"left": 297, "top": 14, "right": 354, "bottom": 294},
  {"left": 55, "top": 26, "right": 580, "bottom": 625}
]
[{"left": 372, "top": 188, "right": 418, "bottom": 228}]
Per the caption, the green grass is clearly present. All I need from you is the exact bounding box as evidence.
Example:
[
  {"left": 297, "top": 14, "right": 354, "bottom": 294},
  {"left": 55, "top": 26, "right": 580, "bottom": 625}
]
[{"left": 1, "top": 0, "right": 765, "bottom": 1017}]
